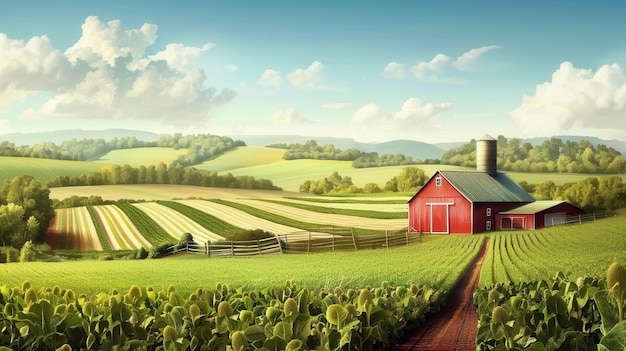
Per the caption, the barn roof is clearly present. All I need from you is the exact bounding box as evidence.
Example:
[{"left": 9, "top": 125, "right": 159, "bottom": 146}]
[
  {"left": 498, "top": 200, "right": 577, "bottom": 214},
  {"left": 438, "top": 170, "right": 535, "bottom": 203}
]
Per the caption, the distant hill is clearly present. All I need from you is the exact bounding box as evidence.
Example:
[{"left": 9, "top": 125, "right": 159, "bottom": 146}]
[
  {"left": 0, "top": 129, "right": 165, "bottom": 146},
  {"left": 232, "top": 135, "right": 445, "bottom": 161}
]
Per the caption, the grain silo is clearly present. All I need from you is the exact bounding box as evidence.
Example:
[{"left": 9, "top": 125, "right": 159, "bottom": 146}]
[{"left": 476, "top": 134, "right": 497, "bottom": 176}]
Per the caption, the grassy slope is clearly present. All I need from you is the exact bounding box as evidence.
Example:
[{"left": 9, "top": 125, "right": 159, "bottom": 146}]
[
  {"left": 93, "top": 147, "right": 187, "bottom": 166},
  {"left": 0, "top": 156, "right": 109, "bottom": 184},
  {"left": 194, "top": 146, "right": 286, "bottom": 172}
]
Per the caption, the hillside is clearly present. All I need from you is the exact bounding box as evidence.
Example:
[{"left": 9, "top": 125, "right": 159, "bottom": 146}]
[{"left": 0, "top": 129, "right": 164, "bottom": 145}]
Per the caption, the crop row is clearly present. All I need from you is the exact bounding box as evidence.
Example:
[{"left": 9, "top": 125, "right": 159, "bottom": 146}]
[
  {"left": 479, "top": 216, "right": 626, "bottom": 287},
  {"left": 91, "top": 205, "right": 151, "bottom": 250},
  {"left": 157, "top": 200, "right": 243, "bottom": 238},
  {"left": 260, "top": 199, "right": 407, "bottom": 219},
  {"left": 115, "top": 202, "right": 173, "bottom": 246},
  {"left": 44, "top": 207, "right": 102, "bottom": 251}
]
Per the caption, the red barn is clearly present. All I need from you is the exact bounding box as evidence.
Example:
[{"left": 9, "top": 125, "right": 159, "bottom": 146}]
[{"left": 408, "top": 135, "right": 586, "bottom": 234}]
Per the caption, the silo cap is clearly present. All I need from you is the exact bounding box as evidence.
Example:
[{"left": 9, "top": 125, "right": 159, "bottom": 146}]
[{"left": 479, "top": 134, "right": 496, "bottom": 141}]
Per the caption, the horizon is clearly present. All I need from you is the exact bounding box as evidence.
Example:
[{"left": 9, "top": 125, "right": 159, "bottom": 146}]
[{"left": 1, "top": 1, "right": 625, "bottom": 144}]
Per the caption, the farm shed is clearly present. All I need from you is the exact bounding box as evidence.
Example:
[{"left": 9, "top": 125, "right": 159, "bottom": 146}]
[
  {"left": 408, "top": 135, "right": 584, "bottom": 234},
  {"left": 496, "top": 200, "right": 587, "bottom": 230}
]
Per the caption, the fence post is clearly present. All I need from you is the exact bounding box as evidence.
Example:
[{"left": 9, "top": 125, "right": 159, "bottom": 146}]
[
  {"left": 231, "top": 241, "right": 234, "bottom": 257},
  {"left": 186, "top": 240, "right": 189, "bottom": 253},
  {"left": 276, "top": 236, "right": 283, "bottom": 254},
  {"left": 406, "top": 231, "right": 409, "bottom": 246},
  {"left": 258, "top": 240, "right": 261, "bottom": 255},
  {"left": 308, "top": 231, "right": 311, "bottom": 253},
  {"left": 385, "top": 230, "right": 389, "bottom": 248},
  {"left": 594, "top": 212, "right": 597, "bottom": 221},
  {"left": 351, "top": 228, "right": 357, "bottom": 251},
  {"left": 332, "top": 233, "right": 335, "bottom": 252}
]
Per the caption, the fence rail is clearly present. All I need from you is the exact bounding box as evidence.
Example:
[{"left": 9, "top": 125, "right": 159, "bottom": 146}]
[
  {"left": 165, "top": 228, "right": 418, "bottom": 257},
  {"left": 551, "top": 210, "right": 617, "bottom": 226}
]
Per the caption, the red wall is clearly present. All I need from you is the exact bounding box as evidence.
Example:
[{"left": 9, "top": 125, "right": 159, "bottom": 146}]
[
  {"left": 473, "top": 203, "right": 525, "bottom": 232},
  {"left": 409, "top": 173, "right": 472, "bottom": 234}
]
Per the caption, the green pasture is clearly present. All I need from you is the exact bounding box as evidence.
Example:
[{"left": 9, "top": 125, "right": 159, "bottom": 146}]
[
  {"left": 93, "top": 147, "right": 187, "bottom": 166},
  {"left": 0, "top": 156, "right": 109, "bottom": 184},
  {"left": 195, "top": 146, "right": 286, "bottom": 172},
  {"left": 0, "top": 235, "right": 482, "bottom": 297}
]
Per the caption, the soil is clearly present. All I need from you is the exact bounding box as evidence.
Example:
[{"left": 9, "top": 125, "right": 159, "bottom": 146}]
[{"left": 391, "top": 239, "right": 489, "bottom": 351}]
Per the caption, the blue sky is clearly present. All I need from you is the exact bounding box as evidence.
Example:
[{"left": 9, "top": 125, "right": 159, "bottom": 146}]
[{"left": 1, "top": 1, "right": 625, "bottom": 143}]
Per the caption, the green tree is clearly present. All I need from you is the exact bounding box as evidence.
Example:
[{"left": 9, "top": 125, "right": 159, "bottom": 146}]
[
  {"left": 0, "top": 203, "right": 26, "bottom": 247},
  {"left": 0, "top": 175, "right": 54, "bottom": 234}
]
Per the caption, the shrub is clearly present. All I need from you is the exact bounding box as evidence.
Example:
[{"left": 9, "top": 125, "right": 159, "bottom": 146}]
[
  {"left": 0, "top": 246, "right": 19, "bottom": 263},
  {"left": 19, "top": 241, "right": 36, "bottom": 262},
  {"left": 148, "top": 243, "right": 174, "bottom": 259},
  {"left": 229, "top": 229, "right": 275, "bottom": 241}
]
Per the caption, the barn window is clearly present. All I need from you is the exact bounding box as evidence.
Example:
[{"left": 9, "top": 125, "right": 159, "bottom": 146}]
[
  {"left": 435, "top": 177, "right": 442, "bottom": 186},
  {"left": 486, "top": 221, "right": 492, "bottom": 231},
  {"left": 486, "top": 208, "right": 492, "bottom": 217}
]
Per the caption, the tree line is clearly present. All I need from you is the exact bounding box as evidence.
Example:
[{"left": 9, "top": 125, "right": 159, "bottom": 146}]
[
  {"left": 441, "top": 136, "right": 626, "bottom": 173},
  {"left": 0, "top": 133, "right": 245, "bottom": 167},
  {"left": 299, "top": 167, "right": 429, "bottom": 195},
  {"left": 268, "top": 140, "right": 435, "bottom": 168},
  {"left": 46, "top": 163, "right": 281, "bottom": 190}
]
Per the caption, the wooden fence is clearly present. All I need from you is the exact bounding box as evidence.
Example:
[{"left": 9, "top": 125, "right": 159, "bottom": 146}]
[
  {"left": 166, "top": 228, "right": 419, "bottom": 257},
  {"left": 550, "top": 210, "right": 617, "bottom": 226}
]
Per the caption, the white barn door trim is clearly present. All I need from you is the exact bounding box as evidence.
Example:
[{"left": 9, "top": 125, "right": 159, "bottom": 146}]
[{"left": 426, "top": 202, "right": 454, "bottom": 234}]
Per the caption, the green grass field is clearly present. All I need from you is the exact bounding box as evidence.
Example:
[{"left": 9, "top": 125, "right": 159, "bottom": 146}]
[
  {"left": 0, "top": 156, "right": 110, "bottom": 184},
  {"left": 93, "top": 147, "right": 188, "bottom": 166},
  {"left": 195, "top": 146, "right": 286, "bottom": 172}
]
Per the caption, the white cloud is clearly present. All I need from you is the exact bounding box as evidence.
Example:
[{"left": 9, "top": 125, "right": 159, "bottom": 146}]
[
  {"left": 0, "top": 16, "right": 234, "bottom": 127},
  {"left": 257, "top": 69, "right": 283, "bottom": 87},
  {"left": 510, "top": 61, "right": 626, "bottom": 138},
  {"left": 452, "top": 45, "right": 500, "bottom": 71},
  {"left": 65, "top": 16, "right": 157, "bottom": 66},
  {"left": 410, "top": 46, "right": 500, "bottom": 82},
  {"left": 147, "top": 43, "right": 214, "bottom": 71},
  {"left": 225, "top": 64, "right": 238, "bottom": 72},
  {"left": 351, "top": 98, "right": 453, "bottom": 131},
  {"left": 382, "top": 62, "right": 406, "bottom": 79},
  {"left": 322, "top": 102, "right": 354, "bottom": 110},
  {"left": 272, "top": 108, "right": 312, "bottom": 124},
  {"left": 286, "top": 61, "right": 324, "bottom": 89}
]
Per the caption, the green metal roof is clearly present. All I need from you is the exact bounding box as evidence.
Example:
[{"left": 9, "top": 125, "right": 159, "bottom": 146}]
[
  {"left": 439, "top": 170, "right": 535, "bottom": 203},
  {"left": 498, "top": 201, "right": 566, "bottom": 214}
]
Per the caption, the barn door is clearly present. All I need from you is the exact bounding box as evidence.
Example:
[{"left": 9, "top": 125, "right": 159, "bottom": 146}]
[{"left": 428, "top": 203, "right": 451, "bottom": 234}]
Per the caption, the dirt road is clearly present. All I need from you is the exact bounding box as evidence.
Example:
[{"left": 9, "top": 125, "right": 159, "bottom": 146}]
[{"left": 392, "top": 239, "right": 489, "bottom": 351}]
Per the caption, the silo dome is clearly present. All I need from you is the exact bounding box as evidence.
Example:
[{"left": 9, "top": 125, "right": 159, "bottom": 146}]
[{"left": 476, "top": 134, "right": 497, "bottom": 176}]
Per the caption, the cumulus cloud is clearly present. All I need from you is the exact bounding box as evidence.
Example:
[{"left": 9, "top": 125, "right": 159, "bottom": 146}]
[
  {"left": 382, "top": 62, "right": 406, "bottom": 79},
  {"left": 258, "top": 61, "right": 340, "bottom": 90},
  {"left": 409, "top": 46, "right": 500, "bottom": 82},
  {"left": 286, "top": 61, "right": 324, "bottom": 89},
  {"left": 225, "top": 64, "right": 238, "bottom": 72},
  {"left": 257, "top": 69, "right": 283, "bottom": 87},
  {"left": 0, "top": 16, "right": 234, "bottom": 126},
  {"left": 510, "top": 61, "right": 626, "bottom": 138},
  {"left": 351, "top": 98, "right": 453, "bottom": 131},
  {"left": 272, "top": 108, "right": 312, "bottom": 124},
  {"left": 322, "top": 102, "right": 354, "bottom": 110}
]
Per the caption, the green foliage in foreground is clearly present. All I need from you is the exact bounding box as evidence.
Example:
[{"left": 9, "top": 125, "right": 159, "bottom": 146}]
[
  {"left": 476, "top": 265, "right": 626, "bottom": 351},
  {"left": 0, "top": 280, "right": 440, "bottom": 350},
  {"left": 260, "top": 199, "right": 406, "bottom": 219},
  {"left": 157, "top": 201, "right": 243, "bottom": 238}
]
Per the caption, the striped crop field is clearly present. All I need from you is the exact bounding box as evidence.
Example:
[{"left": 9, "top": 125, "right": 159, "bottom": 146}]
[
  {"left": 229, "top": 198, "right": 407, "bottom": 230},
  {"left": 194, "top": 146, "right": 286, "bottom": 172},
  {"left": 131, "top": 202, "right": 224, "bottom": 242},
  {"left": 92, "top": 205, "right": 152, "bottom": 250},
  {"left": 479, "top": 216, "right": 626, "bottom": 287},
  {"left": 44, "top": 207, "right": 102, "bottom": 251},
  {"left": 176, "top": 199, "right": 306, "bottom": 234},
  {"left": 270, "top": 197, "right": 408, "bottom": 213}
]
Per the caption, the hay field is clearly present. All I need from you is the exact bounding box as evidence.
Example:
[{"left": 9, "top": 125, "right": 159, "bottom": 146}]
[
  {"left": 0, "top": 156, "right": 109, "bottom": 184},
  {"left": 195, "top": 146, "right": 286, "bottom": 172}
]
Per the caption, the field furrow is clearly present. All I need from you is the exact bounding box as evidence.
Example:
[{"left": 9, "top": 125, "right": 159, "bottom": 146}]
[
  {"left": 229, "top": 199, "right": 407, "bottom": 230},
  {"left": 44, "top": 208, "right": 102, "bottom": 251},
  {"left": 131, "top": 202, "right": 224, "bottom": 242},
  {"left": 176, "top": 200, "right": 306, "bottom": 235},
  {"left": 92, "top": 205, "right": 150, "bottom": 250}
]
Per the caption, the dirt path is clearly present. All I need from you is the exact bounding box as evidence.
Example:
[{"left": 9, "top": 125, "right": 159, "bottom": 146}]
[{"left": 392, "top": 239, "right": 489, "bottom": 351}]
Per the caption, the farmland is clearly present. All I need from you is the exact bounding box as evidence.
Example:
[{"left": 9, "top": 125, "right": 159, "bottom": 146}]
[
  {"left": 44, "top": 207, "right": 102, "bottom": 251},
  {"left": 0, "top": 156, "right": 109, "bottom": 184},
  {"left": 93, "top": 147, "right": 188, "bottom": 166}
]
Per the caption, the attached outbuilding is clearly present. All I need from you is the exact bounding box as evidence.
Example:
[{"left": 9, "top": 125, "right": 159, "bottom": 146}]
[{"left": 496, "top": 200, "right": 587, "bottom": 230}]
